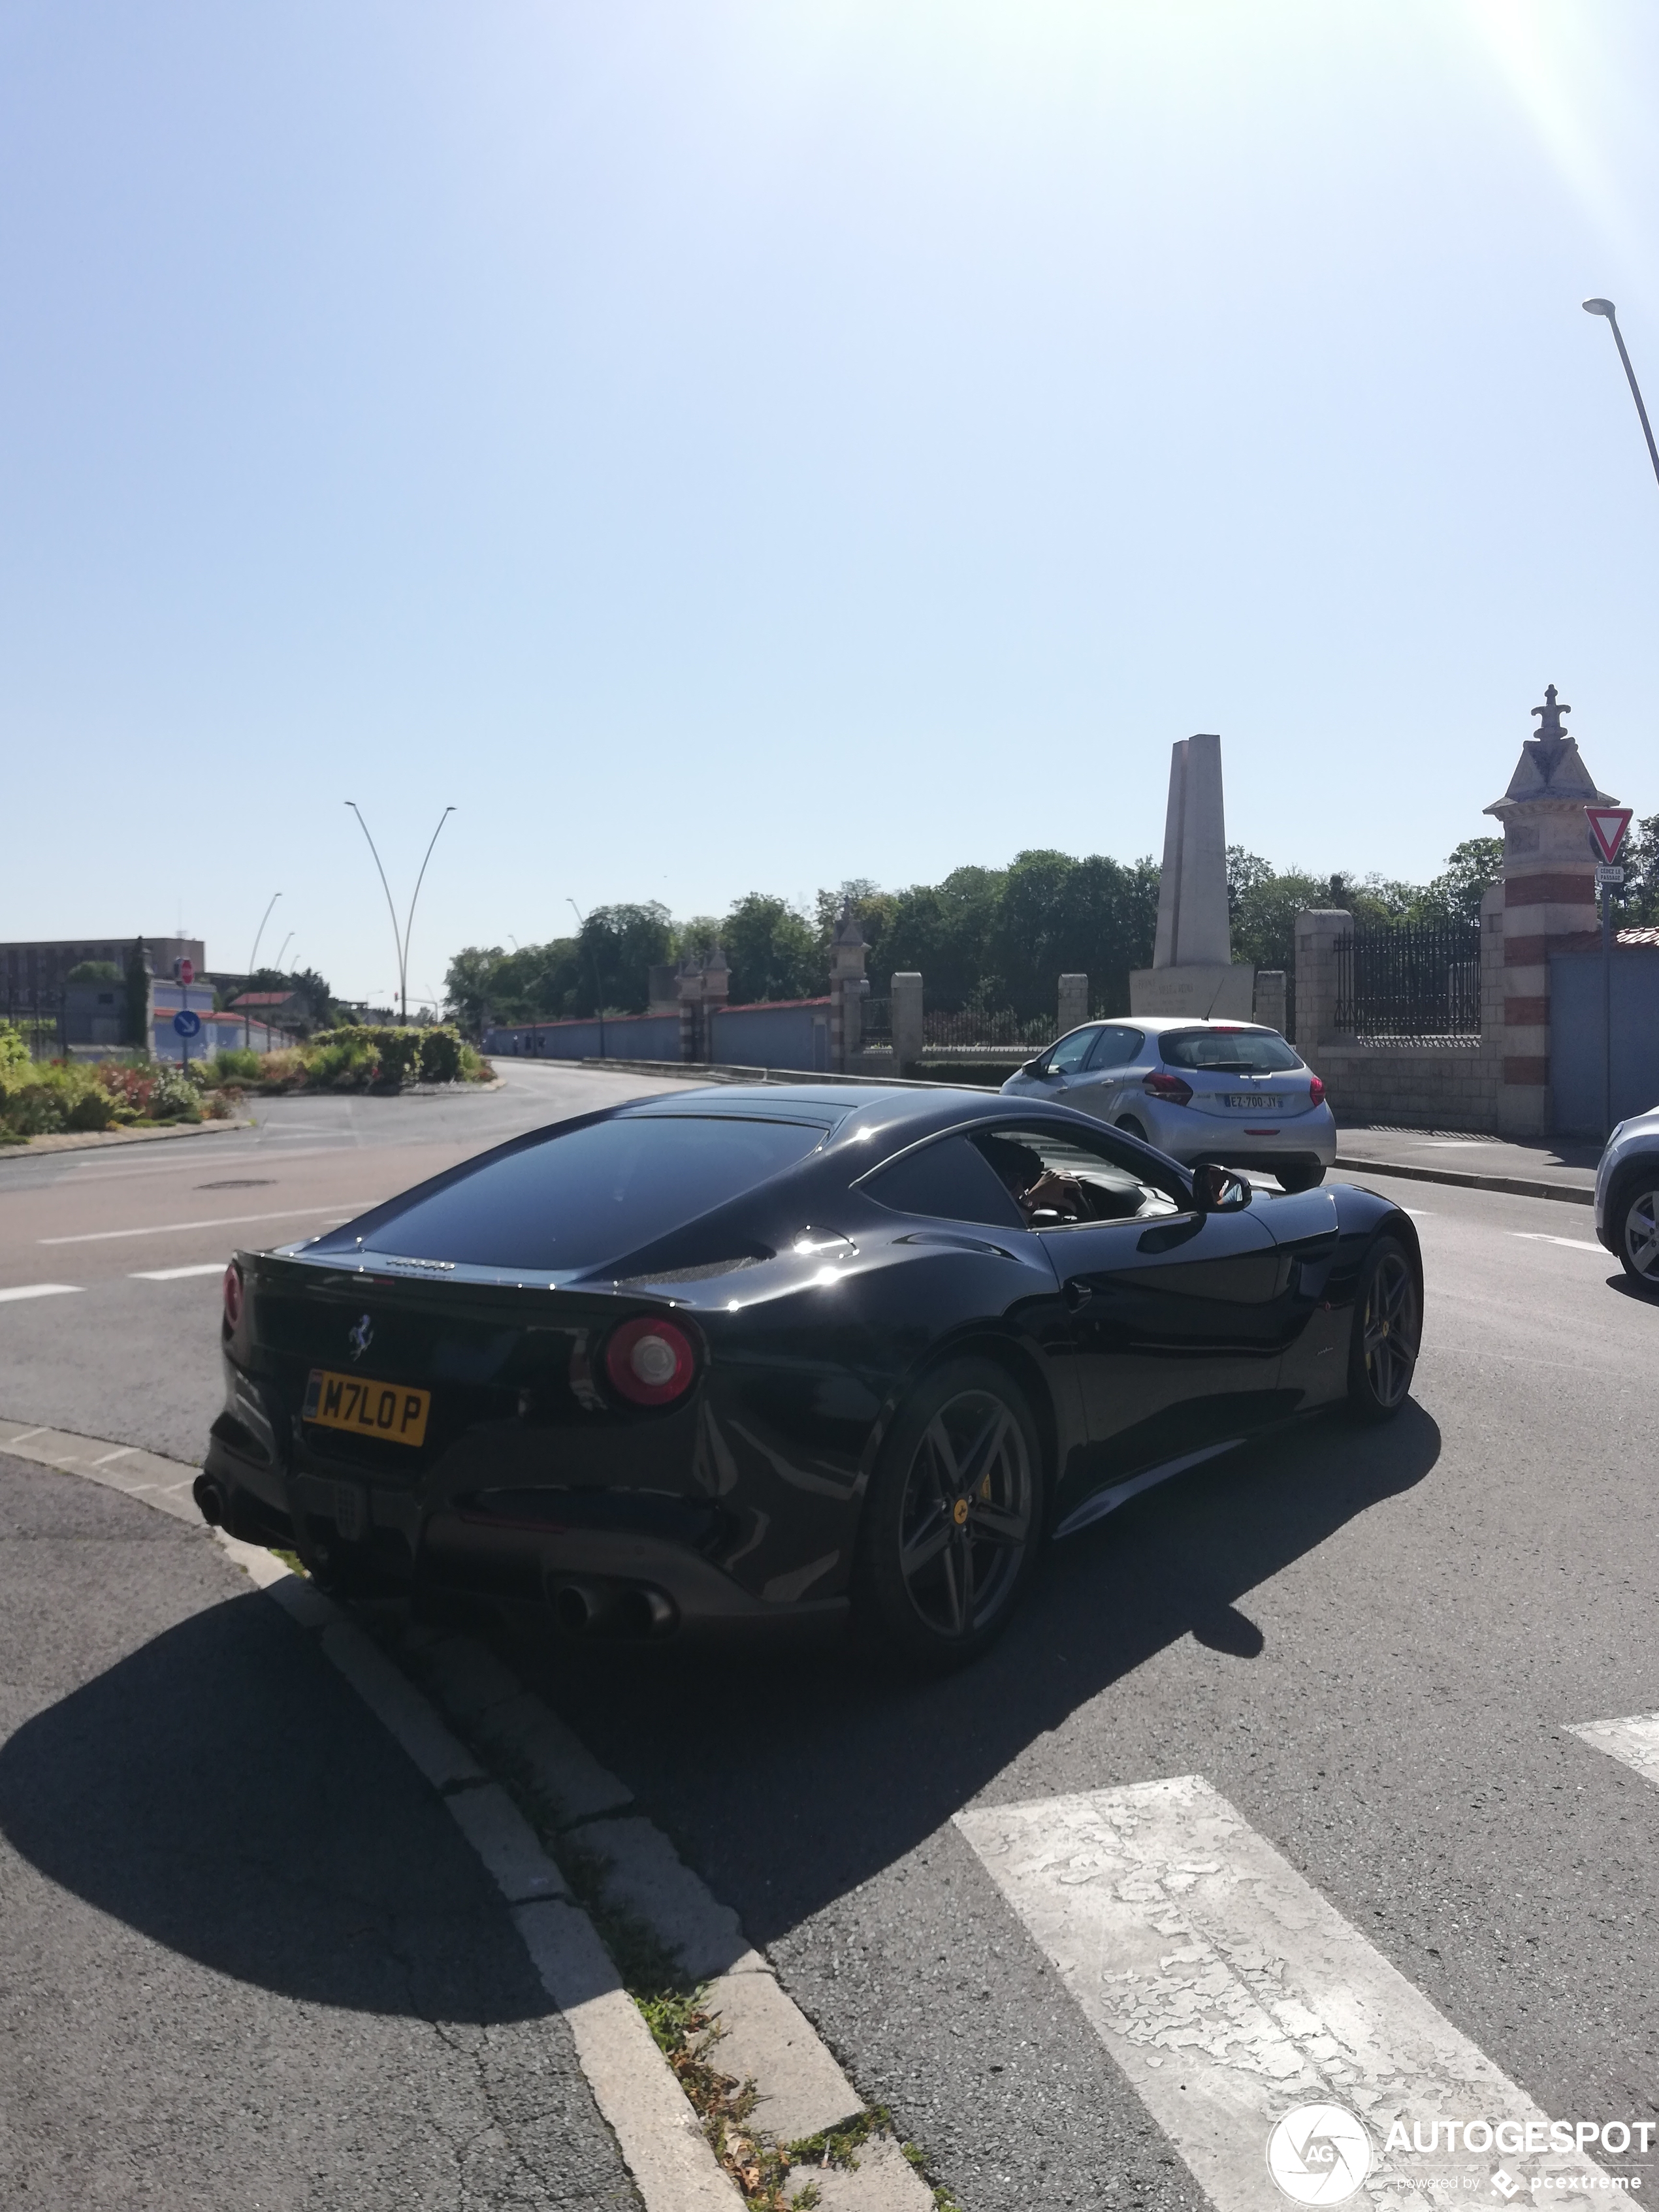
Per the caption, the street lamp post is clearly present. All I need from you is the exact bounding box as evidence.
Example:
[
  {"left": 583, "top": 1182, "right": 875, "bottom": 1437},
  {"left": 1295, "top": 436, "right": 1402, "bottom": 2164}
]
[
  {"left": 1580, "top": 298, "right": 1654, "bottom": 1134},
  {"left": 246, "top": 891, "right": 282, "bottom": 1050},
  {"left": 1583, "top": 298, "right": 1659, "bottom": 490},
  {"left": 568, "top": 898, "right": 605, "bottom": 1057},
  {"left": 345, "top": 803, "right": 456, "bottom": 1024}
]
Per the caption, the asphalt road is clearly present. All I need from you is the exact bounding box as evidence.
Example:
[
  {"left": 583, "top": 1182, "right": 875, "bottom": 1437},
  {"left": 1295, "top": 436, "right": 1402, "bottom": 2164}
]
[{"left": 4, "top": 1068, "right": 1658, "bottom": 2211}]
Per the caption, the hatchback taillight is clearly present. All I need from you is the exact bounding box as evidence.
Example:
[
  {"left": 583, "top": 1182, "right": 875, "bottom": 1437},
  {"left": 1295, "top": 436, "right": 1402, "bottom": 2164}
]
[
  {"left": 1144, "top": 1070, "right": 1194, "bottom": 1106},
  {"left": 604, "top": 1318, "right": 697, "bottom": 1407},
  {"left": 1308, "top": 1076, "right": 1325, "bottom": 1106},
  {"left": 223, "top": 1262, "right": 243, "bottom": 1328}
]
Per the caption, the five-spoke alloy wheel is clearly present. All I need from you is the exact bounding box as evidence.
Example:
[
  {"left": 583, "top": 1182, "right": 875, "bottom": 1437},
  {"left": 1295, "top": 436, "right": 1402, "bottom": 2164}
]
[
  {"left": 1347, "top": 1235, "right": 1420, "bottom": 1421},
  {"left": 858, "top": 1358, "right": 1042, "bottom": 1665},
  {"left": 1613, "top": 1176, "right": 1659, "bottom": 1287}
]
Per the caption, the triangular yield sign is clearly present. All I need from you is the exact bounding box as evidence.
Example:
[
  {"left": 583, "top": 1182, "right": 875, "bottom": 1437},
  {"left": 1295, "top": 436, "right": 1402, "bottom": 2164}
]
[{"left": 1586, "top": 807, "right": 1633, "bottom": 865}]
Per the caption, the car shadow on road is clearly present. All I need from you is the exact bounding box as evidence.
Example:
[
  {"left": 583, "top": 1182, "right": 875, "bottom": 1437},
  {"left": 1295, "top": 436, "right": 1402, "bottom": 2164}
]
[
  {"left": 516, "top": 1401, "right": 1442, "bottom": 1946},
  {"left": 0, "top": 1583, "right": 553, "bottom": 2020}
]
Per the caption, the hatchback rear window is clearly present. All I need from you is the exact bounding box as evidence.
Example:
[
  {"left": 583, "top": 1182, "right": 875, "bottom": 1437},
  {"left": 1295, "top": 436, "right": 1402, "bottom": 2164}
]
[
  {"left": 1160, "top": 1029, "right": 1304, "bottom": 1074},
  {"left": 312, "top": 1114, "right": 826, "bottom": 1272}
]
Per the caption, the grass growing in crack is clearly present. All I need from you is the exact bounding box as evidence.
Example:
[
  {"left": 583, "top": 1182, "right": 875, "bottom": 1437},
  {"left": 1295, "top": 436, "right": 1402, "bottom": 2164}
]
[
  {"left": 899, "top": 2138, "right": 967, "bottom": 2212},
  {"left": 368, "top": 1624, "right": 917, "bottom": 2210}
]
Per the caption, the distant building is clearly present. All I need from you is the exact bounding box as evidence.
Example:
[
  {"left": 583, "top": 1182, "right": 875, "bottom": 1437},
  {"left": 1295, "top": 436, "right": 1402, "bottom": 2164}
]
[{"left": 1, "top": 936, "right": 205, "bottom": 1000}]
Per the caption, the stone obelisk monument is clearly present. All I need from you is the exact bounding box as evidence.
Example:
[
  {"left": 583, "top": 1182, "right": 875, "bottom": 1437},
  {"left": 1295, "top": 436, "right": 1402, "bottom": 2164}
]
[{"left": 1130, "top": 732, "right": 1256, "bottom": 1019}]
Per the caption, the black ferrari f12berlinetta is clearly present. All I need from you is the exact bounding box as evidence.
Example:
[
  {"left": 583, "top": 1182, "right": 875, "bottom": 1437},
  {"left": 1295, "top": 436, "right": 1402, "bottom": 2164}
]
[{"left": 199, "top": 1083, "right": 1421, "bottom": 1665}]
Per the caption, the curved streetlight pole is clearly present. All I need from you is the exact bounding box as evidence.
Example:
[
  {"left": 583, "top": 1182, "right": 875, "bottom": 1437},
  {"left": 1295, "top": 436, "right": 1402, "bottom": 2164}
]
[
  {"left": 345, "top": 803, "right": 456, "bottom": 1023},
  {"left": 1583, "top": 298, "right": 1659, "bottom": 490},
  {"left": 1579, "top": 298, "right": 1655, "bottom": 1136},
  {"left": 568, "top": 897, "right": 604, "bottom": 1058},
  {"left": 246, "top": 891, "right": 282, "bottom": 1048}
]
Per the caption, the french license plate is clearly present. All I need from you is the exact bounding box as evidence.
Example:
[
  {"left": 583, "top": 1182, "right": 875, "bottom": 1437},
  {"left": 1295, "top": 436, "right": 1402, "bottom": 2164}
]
[
  {"left": 304, "top": 1367, "right": 431, "bottom": 1448},
  {"left": 1225, "top": 1093, "right": 1284, "bottom": 1110}
]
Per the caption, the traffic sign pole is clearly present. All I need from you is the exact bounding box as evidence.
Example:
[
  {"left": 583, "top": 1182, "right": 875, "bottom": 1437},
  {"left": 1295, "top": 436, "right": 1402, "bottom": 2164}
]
[{"left": 1588, "top": 809, "right": 1631, "bottom": 1139}]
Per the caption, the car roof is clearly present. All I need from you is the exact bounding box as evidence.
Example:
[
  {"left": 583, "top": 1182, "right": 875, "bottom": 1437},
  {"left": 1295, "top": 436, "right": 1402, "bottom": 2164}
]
[
  {"left": 1073, "top": 1016, "right": 1280, "bottom": 1035},
  {"left": 619, "top": 1081, "right": 1176, "bottom": 1150}
]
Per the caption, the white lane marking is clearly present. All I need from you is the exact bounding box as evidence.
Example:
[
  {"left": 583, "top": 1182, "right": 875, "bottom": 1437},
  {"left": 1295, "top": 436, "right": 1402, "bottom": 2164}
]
[
  {"left": 1511, "top": 1232, "right": 1604, "bottom": 1254},
  {"left": 40, "top": 1203, "right": 361, "bottom": 1245},
  {"left": 129, "top": 1262, "right": 231, "bottom": 1281},
  {"left": 0, "top": 1283, "right": 83, "bottom": 1303},
  {"left": 956, "top": 1779, "right": 1623, "bottom": 2212},
  {"left": 1567, "top": 1712, "right": 1659, "bottom": 1789}
]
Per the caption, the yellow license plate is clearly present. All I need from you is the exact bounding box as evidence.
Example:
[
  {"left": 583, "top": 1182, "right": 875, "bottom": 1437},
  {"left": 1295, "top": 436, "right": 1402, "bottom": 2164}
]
[{"left": 304, "top": 1368, "right": 431, "bottom": 1448}]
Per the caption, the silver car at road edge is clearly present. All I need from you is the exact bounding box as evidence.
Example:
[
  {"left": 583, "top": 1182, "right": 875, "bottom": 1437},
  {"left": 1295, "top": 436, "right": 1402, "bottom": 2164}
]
[{"left": 1001, "top": 1016, "right": 1337, "bottom": 1191}]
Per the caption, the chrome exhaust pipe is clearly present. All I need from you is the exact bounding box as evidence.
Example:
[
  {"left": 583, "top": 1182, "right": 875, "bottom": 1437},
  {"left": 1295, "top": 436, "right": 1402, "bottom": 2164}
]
[
  {"left": 617, "top": 1584, "right": 677, "bottom": 1639},
  {"left": 551, "top": 1579, "right": 609, "bottom": 1635}
]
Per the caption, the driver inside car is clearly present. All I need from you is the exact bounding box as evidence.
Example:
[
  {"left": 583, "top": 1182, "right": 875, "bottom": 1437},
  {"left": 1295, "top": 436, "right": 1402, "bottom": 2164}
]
[{"left": 976, "top": 1133, "right": 1095, "bottom": 1223}]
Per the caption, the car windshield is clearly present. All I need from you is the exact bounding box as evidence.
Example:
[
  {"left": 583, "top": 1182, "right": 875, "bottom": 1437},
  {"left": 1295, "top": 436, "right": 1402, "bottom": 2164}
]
[
  {"left": 1160, "top": 1029, "right": 1303, "bottom": 1075},
  {"left": 309, "top": 1114, "right": 827, "bottom": 1272}
]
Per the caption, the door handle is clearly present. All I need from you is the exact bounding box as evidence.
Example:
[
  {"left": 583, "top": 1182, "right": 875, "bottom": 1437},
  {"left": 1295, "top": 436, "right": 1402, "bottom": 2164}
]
[{"left": 1063, "top": 1277, "right": 1093, "bottom": 1309}]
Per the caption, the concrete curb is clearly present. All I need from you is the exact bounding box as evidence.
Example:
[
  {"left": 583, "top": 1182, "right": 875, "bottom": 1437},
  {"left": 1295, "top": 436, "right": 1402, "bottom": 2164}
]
[
  {"left": 0, "top": 1119, "right": 253, "bottom": 1158},
  {"left": 1336, "top": 1155, "right": 1596, "bottom": 1208}
]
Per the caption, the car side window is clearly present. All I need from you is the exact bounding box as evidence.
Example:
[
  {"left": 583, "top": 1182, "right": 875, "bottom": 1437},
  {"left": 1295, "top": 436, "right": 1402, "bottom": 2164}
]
[
  {"left": 1044, "top": 1025, "right": 1103, "bottom": 1076},
  {"left": 1084, "top": 1025, "right": 1144, "bottom": 1071},
  {"left": 861, "top": 1134, "right": 1027, "bottom": 1228},
  {"left": 971, "top": 1123, "right": 1185, "bottom": 1226}
]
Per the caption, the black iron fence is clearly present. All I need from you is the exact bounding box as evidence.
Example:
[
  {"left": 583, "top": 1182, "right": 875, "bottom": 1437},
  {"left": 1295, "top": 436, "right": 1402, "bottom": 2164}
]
[
  {"left": 1, "top": 986, "right": 67, "bottom": 1060},
  {"left": 860, "top": 996, "right": 891, "bottom": 1043},
  {"left": 1334, "top": 921, "right": 1481, "bottom": 1038},
  {"left": 923, "top": 1008, "right": 1055, "bottom": 1052}
]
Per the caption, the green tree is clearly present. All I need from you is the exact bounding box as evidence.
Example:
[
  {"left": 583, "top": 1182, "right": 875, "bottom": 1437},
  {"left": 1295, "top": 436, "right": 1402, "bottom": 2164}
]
[
  {"left": 573, "top": 903, "right": 674, "bottom": 1014},
  {"left": 720, "top": 894, "right": 820, "bottom": 1003},
  {"left": 65, "top": 960, "right": 121, "bottom": 984},
  {"left": 443, "top": 946, "right": 505, "bottom": 1036},
  {"left": 1409, "top": 835, "right": 1504, "bottom": 927}
]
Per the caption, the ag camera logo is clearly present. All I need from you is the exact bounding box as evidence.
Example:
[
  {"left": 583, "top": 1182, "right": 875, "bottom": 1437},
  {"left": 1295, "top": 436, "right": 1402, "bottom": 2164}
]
[{"left": 1267, "top": 2102, "right": 1374, "bottom": 2205}]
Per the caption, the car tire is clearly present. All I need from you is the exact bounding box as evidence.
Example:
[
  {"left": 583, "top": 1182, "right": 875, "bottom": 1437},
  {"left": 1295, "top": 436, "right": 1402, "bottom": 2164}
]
[
  {"left": 856, "top": 1357, "right": 1045, "bottom": 1667},
  {"left": 1607, "top": 1168, "right": 1659, "bottom": 1287},
  {"left": 1115, "top": 1115, "right": 1149, "bottom": 1142},
  {"left": 1277, "top": 1163, "right": 1327, "bottom": 1193},
  {"left": 1347, "top": 1234, "right": 1420, "bottom": 1422}
]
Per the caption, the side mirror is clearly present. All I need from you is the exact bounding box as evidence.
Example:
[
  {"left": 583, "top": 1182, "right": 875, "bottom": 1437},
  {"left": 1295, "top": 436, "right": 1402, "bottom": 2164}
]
[
  {"left": 1194, "top": 1164, "right": 1252, "bottom": 1213},
  {"left": 1023, "top": 1057, "right": 1056, "bottom": 1078}
]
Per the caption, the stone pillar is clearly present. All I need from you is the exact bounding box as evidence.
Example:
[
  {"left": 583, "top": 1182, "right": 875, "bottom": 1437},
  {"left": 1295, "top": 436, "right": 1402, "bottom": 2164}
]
[
  {"left": 1253, "top": 969, "right": 1287, "bottom": 1038},
  {"left": 826, "top": 903, "right": 869, "bottom": 1072},
  {"left": 1153, "top": 734, "right": 1231, "bottom": 967},
  {"left": 1133, "top": 731, "right": 1254, "bottom": 1017},
  {"left": 677, "top": 957, "right": 705, "bottom": 1063},
  {"left": 1057, "top": 974, "right": 1089, "bottom": 1036},
  {"left": 1291, "top": 910, "right": 1353, "bottom": 1055},
  {"left": 891, "top": 972, "right": 924, "bottom": 1079},
  {"left": 1484, "top": 686, "right": 1612, "bottom": 1140}
]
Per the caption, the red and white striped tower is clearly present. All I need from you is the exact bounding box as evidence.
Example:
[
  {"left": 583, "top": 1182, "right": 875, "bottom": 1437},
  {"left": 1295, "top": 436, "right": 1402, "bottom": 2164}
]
[{"left": 1485, "top": 686, "right": 1618, "bottom": 1139}]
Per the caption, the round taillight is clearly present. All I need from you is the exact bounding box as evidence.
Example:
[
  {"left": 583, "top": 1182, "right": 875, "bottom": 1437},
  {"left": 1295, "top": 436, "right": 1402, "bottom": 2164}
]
[
  {"left": 1308, "top": 1075, "right": 1326, "bottom": 1106},
  {"left": 223, "top": 1263, "right": 243, "bottom": 1328},
  {"left": 604, "top": 1318, "right": 697, "bottom": 1407}
]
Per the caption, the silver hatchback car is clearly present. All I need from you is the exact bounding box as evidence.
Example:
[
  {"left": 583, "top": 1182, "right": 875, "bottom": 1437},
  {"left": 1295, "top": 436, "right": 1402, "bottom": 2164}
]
[{"left": 1000, "top": 1016, "right": 1337, "bottom": 1191}]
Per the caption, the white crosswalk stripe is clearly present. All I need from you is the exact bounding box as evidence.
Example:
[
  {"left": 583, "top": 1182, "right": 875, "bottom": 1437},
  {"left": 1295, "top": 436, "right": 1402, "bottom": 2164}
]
[
  {"left": 129, "top": 1263, "right": 232, "bottom": 1282},
  {"left": 1511, "top": 1233, "right": 1604, "bottom": 1255},
  {"left": 957, "top": 1777, "right": 1631, "bottom": 2212},
  {"left": 1566, "top": 1713, "right": 1659, "bottom": 1789}
]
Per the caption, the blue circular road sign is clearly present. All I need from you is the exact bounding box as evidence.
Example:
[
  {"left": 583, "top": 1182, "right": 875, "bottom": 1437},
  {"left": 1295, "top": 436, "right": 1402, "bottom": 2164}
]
[{"left": 172, "top": 1009, "right": 202, "bottom": 1039}]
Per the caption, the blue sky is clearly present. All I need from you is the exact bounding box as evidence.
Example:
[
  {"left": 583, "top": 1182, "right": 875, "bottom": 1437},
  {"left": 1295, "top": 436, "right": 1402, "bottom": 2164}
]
[{"left": 3, "top": 1, "right": 1658, "bottom": 1006}]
